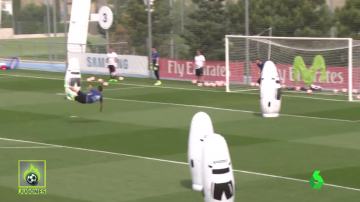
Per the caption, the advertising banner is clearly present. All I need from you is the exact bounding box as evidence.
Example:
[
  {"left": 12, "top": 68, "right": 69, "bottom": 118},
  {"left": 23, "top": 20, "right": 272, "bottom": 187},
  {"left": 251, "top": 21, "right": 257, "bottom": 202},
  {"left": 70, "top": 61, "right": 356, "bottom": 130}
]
[
  {"left": 81, "top": 53, "right": 149, "bottom": 77},
  {"left": 159, "top": 58, "right": 356, "bottom": 89}
]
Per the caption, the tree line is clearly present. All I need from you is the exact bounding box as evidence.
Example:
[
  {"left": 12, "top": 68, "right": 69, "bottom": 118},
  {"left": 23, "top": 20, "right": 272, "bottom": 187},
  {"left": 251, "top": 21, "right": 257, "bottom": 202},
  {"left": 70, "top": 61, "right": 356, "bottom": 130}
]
[
  {"left": 6, "top": 0, "right": 360, "bottom": 60},
  {"left": 110, "top": 0, "right": 360, "bottom": 60}
]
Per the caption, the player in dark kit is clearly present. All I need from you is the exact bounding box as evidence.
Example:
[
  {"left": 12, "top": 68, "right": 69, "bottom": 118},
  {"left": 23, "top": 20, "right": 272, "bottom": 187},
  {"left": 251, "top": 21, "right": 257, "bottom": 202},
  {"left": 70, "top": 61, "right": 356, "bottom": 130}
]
[
  {"left": 70, "top": 85, "right": 104, "bottom": 112},
  {"left": 151, "top": 48, "right": 162, "bottom": 86},
  {"left": 255, "top": 59, "right": 264, "bottom": 84}
]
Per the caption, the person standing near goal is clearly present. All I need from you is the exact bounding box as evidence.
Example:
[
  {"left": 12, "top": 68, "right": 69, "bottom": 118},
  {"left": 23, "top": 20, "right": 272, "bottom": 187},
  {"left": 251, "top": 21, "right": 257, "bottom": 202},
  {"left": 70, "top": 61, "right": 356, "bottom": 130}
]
[
  {"left": 151, "top": 48, "right": 162, "bottom": 86},
  {"left": 106, "top": 48, "right": 123, "bottom": 83},
  {"left": 255, "top": 59, "right": 264, "bottom": 84},
  {"left": 194, "top": 50, "right": 205, "bottom": 85}
]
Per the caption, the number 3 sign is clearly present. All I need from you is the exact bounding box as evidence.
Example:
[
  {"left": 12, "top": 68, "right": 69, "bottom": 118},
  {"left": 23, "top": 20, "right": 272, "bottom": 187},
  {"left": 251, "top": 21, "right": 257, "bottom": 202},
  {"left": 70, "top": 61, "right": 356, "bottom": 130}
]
[{"left": 98, "top": 6, "right": 113, "bottom": 30}]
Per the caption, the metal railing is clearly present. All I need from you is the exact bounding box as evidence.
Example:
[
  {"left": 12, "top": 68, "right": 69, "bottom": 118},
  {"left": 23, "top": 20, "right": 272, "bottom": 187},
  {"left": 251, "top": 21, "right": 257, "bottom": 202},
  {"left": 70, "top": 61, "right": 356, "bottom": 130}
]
[{"left": 0, "top": 40, "right": 128, "bottom": 62}]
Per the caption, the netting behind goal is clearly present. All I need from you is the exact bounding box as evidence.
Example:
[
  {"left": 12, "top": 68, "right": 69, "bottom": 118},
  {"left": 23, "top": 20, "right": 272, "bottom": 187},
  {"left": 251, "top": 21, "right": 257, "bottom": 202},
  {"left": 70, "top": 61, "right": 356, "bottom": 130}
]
[{"left": 225, "top": 35, "right": 360, "bottom": 101}]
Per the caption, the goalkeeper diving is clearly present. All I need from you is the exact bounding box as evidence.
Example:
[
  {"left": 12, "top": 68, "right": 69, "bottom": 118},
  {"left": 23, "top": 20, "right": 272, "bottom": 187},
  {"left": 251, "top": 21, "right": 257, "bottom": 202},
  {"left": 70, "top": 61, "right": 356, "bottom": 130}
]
[{"left": 68, "top": 85, "right": 104, "bottom": 112}]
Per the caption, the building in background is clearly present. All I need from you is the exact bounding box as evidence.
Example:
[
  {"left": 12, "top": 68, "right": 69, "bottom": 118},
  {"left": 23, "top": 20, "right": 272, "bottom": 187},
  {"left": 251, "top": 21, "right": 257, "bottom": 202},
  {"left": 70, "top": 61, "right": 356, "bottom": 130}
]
[
  {"left": 19, "top": 0, "right": 42, "bottom": 7},
  {"left": 326, "top": 0, "right": 346, "bottom": 11},
  {"left": 1, "top": 0, "right": 12, "bottom": 14}
]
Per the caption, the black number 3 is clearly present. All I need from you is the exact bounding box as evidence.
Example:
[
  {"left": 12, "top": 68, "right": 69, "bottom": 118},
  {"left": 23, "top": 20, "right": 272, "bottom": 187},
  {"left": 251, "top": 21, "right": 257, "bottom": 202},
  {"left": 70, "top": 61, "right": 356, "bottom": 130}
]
[{"left": 103, "top": 13, "right": 107, "bottom": 23}]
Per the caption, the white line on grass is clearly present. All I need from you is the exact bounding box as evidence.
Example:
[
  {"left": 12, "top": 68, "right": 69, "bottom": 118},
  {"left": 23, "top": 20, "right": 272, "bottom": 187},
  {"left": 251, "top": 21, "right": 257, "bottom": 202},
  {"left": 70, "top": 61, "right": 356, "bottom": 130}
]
[
  {"left": 116, "top": 82, "right": 257, "bottom": 93},
  {"left": 282, "top": 95, "right": 348, "bottom": 102},
  {"left": 0, "top": 137, "right": 359, "bottom": 192},
  {"left": 106, "top": 86, "right": 149, "bottom": 91},
  {"left": 229, "top": 89, "right": 259, "bottom": 92},
  {"left": 0, "top": 73, "right": 62, "bottom": 81},
  {"left": 119, "top": 83, "right": 349, "bottom": 102},
  {"left": 103, "top": 97, "right": 356, "bottom": 123},
  {"left": 284, "top": 89, "right": 347, "bottom": 97},
  {"left": 244, "top": 91, "right": 349, "bottom": 102},
  {"left": 107, "top": 81, "right": 349, "bottom": 102},
  {"left": 108, "top": 82, "right": 226, "bottom": 93},
  {"left": 0, "top": 73, "right": 225, "bottom": 93},
  {"left": 0, "top": 73, "right": 354, "bottom": 102},
  {"left": 53, "top": 92, "right": 356, "bottom": 123},
  {"left": 0, "top": 146, "right": 59, "bottom": 149},
  {"left": 4, "top": 72, "right": 360, "bottom": 122}
]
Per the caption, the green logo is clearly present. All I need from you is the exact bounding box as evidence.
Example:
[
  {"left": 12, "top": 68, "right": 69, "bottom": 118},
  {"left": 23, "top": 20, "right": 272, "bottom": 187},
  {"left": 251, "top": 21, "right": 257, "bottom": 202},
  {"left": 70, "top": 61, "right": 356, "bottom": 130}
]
[
  {"left": 293, "top": 55, "right": 327, "bottom": 86},
  {"left": 310, "top": 170, "right": 324, "bottom": 189},
  {"left": 18, "top": 160, "right": 47, "bottom": 195}
]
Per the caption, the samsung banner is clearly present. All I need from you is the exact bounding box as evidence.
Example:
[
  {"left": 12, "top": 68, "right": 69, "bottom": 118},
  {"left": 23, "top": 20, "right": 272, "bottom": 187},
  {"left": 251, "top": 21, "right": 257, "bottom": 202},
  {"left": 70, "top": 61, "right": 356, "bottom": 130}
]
[
  {"left": 15, "top": 54, "right": 149, "bottom": 78},
  {"left": 81, "top": 53, "right": 149, "bottom": 77}
]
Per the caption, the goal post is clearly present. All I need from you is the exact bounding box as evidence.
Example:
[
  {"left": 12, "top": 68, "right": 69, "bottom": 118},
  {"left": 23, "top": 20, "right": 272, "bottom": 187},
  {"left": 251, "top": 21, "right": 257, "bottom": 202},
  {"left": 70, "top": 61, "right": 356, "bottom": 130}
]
[
  {"left": 225, "top": 35, "right": 230, "bottom": 93},
  {"left": 225, "top": 35, "right": 360, "bottom": 101},
  {"left": 348, "top": 38, "right": 353, "bottom": 101}
]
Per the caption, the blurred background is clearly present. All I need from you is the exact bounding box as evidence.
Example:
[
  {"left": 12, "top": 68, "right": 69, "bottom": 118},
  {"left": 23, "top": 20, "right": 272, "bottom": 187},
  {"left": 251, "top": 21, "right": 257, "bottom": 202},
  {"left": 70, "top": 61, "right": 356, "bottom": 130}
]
[{"left": 0, "top": 0, "right": 359, "bottom": 61}]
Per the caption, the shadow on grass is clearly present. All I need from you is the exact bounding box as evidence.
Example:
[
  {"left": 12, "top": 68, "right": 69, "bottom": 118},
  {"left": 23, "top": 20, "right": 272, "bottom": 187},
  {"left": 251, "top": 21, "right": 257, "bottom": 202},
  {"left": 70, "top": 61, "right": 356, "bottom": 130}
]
[
  {"left": 66, "top": 117, "right": 101, "bottom": 123},
  {"left": 180, "top": 179, "right": 193, "bottom": 190},
  {"left": 252, "top": 112, "right": 262, "bottom": 117}
]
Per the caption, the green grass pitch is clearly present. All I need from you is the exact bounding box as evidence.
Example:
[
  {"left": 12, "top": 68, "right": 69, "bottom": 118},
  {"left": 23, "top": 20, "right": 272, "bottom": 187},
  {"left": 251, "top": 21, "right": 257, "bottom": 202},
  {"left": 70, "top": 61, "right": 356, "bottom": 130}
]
[{"left": 0, "top": 69, "right": 360, "bottom": 201}]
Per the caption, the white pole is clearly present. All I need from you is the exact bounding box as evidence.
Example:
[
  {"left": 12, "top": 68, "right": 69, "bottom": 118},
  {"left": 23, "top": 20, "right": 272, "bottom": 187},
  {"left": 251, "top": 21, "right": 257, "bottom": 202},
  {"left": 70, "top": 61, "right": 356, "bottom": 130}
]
[
  {"left": 64, "top": 0, "right": 68, "bottom": 66},
  {"left": 170, "top": 0, "right": 174, "bottom": 58},
  {"left": 180, "top": 0, "right": 184, "bottom": 33},
  {"left": 147, "top": 0, "right": 152, "bottom": 71},
  {"left": 348, "top": 38, "right": 353, "bottom": 101},
  {"left": 106, "top": 30, "right": 109, "bottom": 51},
  {"left": 53, "top": 0, "right": 57, "bottom": 37},
  {"left": 0, "top": 0, "right": 2, "bottom": 29},
  {"left": 46, "top": 0, "right": 51, "bottom": 36},
  {"left": 267, "top": 27, "right": 272, "bottom": 60},
  {"left": 225, "top": 35, "right": 352, "bottom": 41},
  {"left": 46, "top": 0, "right": 52, "bottom": 61},
  {"left": 244, "top": 0, "right": 250, "bottom": 84},
  {"left": 170, "top": 34, "right": 174, "bottom": 58},
  {"left": 225, "top": 36, "right": 230, "bottom": 92}
]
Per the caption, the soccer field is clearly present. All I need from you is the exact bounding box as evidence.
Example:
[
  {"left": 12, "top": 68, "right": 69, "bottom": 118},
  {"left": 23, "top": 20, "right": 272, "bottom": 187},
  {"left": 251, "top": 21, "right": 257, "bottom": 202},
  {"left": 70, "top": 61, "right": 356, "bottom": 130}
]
[{"left": 0, "top": 70, "right": 360, "bottom": 202}]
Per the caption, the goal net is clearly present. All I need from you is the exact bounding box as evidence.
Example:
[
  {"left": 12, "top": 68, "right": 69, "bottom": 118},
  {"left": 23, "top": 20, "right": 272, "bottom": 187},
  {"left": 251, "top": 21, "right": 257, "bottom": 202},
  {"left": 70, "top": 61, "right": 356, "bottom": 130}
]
[{"left": 225, "top": 35, "right": 360, "bottom": 101}]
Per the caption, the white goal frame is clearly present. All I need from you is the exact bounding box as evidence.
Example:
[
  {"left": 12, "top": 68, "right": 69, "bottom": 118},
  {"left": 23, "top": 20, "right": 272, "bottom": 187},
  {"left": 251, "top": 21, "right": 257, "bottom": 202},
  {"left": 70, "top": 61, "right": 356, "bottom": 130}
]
[{"left": 225, "top": 35, "right": 354, "bottom": 101}]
